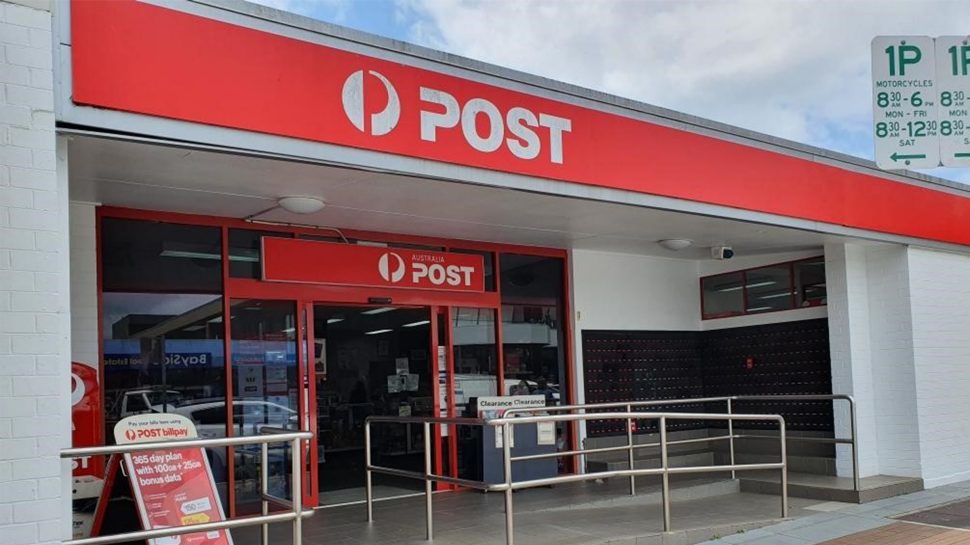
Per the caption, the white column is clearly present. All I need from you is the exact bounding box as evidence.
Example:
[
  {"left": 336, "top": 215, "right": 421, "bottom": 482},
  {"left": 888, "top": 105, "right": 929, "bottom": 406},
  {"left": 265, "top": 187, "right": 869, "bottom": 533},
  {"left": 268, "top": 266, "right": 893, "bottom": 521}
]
[
  {"left": 825, "top": 242, "right": 878, "bottom": 478},
  {"left": 0, "top": 1, "right": 71, "bottom": 543},
  {"left": 864, "top": 246, "right": 921, "bottom": 478}
]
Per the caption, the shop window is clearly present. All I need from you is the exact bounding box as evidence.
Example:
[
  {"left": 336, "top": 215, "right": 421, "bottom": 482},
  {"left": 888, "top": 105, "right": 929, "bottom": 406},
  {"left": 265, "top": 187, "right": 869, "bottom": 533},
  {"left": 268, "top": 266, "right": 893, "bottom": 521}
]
[
  {"left": 228, "top": 229, "right": 293, "bottom": 279},
  {"left": 745, "top": 265, "right": 794, "bottom": 313},
  {"left": 100, "top": 291, "right": 229, "bottom": 501},
  {"left": 701, "top": 257, "right": 826, "bottom": 319},
  {"left": 102, "top": 218, "right": 222, "bottom": 293},
  {"left": 499, "top": 254, "right": 565, "bottom": 405},
  {"left": 701, "top": 272, "right": 744, "bottom": 318},
  {"left": 795, "top": 258, "right": 827, "bottom": 306}
]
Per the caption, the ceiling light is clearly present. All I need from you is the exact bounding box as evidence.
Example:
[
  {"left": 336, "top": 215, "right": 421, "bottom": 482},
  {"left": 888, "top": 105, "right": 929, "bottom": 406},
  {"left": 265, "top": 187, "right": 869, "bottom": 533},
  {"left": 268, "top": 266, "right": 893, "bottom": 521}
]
[
  {"left": 361, "top": 307, "right": 394, "bottom": 315},
  {"left": 364, "top": 328, "right": 393, "bottom": 335},
  {"left": 759, "top": 291, "right": 795, "bottom": 300},
  {"left": 402, "top": 320, "right": 431, "bottom": 328},
  {"left": 278, "top": 196, "right": 325, "bottom": 214},
  {"left": 657, "top": 239, "right": 693, "bottom": 251},
  {"left": 747, "top": 306, "right": 773, "bottom": 312},
  {"left": 719, "top": 281, "right": 776, "bottom": 292},
  {"left": 159, "top": 250, "right": 220, "bottom": 260},
  {"left": 327, "top": 318, "right": 344, "bottom": 324}
]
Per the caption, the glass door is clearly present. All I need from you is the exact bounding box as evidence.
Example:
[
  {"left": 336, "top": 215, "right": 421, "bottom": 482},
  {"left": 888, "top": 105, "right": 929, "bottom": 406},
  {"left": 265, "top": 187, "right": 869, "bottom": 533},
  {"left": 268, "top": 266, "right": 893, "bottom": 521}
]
[
  {"left": 229, "top": 299, "right": 315, "bottom": 512},
  {"left": 311, "top": 304, "right": 434, "bottom": 506},
  {"left": 449, "top": 307, "right": 499, "bottom": 481}
]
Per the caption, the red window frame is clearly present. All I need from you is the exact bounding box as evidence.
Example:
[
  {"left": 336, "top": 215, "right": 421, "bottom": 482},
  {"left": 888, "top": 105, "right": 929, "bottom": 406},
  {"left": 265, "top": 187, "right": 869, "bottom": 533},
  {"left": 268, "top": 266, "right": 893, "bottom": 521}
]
[
  {"left": 700, "top": 256, "right": 825, "bottom": 320},
  {"left": 95, "top": 205, "right": 577, "bottom": 510}
]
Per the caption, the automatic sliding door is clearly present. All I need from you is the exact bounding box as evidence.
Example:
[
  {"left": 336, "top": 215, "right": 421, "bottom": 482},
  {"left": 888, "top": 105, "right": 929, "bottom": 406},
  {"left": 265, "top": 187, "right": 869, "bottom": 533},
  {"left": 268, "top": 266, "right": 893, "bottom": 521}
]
[
  {"left": 450, "top": 307, "right": 498, "bottom": 481},
  {"left": 313, "top": 305, "right": 433, "bottom": 505}
]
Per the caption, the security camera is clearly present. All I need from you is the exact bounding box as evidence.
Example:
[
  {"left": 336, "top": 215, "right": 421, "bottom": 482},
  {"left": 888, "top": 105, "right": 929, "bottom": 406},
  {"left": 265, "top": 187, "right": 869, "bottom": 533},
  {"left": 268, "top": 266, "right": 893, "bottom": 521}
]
[{"left": 711, "top": 246, "right": 734, "bottom": 260}]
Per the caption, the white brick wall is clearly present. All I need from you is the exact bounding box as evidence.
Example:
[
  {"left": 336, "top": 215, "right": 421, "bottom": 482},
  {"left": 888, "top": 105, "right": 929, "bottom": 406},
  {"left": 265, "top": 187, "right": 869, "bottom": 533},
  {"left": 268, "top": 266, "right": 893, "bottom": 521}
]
[
  {"left": 0, "top": 1, "right": 71, "bottom": 544},
  {"left": 825, "top": 242, "right": 923, "bottom": 480},
  {"left": 865, "top": 246, "right": 922, "bottom": 477},
  {"left": 908, "top": 247, "right": 970, "bottom": 487},
  {"left": 825, "top": 242, "right": 878, "bottom": 478}
]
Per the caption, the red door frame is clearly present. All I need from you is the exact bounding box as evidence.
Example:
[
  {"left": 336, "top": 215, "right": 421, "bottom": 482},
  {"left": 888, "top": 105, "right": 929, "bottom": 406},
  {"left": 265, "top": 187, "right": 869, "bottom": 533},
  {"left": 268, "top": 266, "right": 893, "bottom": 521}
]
[{"left": 95, "top": 205, "right": 576, "bottom": 510}]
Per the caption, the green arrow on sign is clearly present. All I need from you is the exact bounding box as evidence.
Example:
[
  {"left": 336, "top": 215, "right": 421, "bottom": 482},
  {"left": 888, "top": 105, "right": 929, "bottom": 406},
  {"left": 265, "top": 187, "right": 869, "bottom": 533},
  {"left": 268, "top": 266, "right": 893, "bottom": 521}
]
[
  {"left": 955, "top": 152, "right": 970, "bottom": 158},
  {"left": 890, "top": 152, "right": 927, "bottom": 162}
]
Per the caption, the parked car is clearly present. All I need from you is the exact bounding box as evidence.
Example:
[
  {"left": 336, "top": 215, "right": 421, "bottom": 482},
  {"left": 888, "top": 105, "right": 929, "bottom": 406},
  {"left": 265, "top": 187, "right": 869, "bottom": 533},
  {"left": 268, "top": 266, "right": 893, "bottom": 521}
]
[
  {"left": 150, "top": 398, "right": 299, "bottom": 485},
  {"left": 109, "top": 388, "right": 184, "bottom": 419},
  {"left": 152, "top": 398, "right": 298, "bottom": 438}
]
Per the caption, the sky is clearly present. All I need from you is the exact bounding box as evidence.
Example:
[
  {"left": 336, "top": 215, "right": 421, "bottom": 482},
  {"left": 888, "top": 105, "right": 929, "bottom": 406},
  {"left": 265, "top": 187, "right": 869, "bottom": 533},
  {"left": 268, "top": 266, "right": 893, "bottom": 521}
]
[{"left": 252, "top": 0, "right": 970, "bottom": 184}]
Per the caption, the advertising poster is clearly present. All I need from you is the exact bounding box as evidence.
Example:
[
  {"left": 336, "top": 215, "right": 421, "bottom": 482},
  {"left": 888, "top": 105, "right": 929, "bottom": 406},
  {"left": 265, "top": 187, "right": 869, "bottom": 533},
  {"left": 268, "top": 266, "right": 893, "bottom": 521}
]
[{"left": 115, "top": 414, "right": 232, "bottom": 545}]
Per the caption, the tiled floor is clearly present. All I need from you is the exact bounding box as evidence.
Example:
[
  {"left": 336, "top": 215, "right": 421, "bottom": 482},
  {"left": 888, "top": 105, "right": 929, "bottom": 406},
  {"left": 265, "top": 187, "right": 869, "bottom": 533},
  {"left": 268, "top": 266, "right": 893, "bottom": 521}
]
[{"left": 233, "top": 477, "right": 815, "bottom": 545}]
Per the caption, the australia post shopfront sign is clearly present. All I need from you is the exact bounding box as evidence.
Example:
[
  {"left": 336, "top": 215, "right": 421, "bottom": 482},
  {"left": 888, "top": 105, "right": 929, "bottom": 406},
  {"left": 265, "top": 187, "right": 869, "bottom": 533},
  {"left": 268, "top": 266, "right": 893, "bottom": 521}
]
[
  {"left": 262, "top": 238, "right": 485, "bottom": 293},
  {"left": 69, "top": 0, "right": 970, "bottom": 248}
]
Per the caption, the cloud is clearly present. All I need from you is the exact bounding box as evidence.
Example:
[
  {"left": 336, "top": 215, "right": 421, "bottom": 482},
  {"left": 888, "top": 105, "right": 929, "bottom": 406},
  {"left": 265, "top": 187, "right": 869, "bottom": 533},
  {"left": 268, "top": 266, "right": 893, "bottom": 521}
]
[{"left": 396, "top": 0, "right": 970, "bottom": 180}]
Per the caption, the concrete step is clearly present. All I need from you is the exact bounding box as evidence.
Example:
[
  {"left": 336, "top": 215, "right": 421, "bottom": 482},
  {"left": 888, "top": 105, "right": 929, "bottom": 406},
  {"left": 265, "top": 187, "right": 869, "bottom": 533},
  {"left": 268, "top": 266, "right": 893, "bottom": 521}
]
[
  {"left": 590, "top": 447, "right": 838, "bottom": 478},
  {"left": 714, "top": 451, "right": 837, "bottom": 476},
  {"left": 738, "top": 470, "right": 923, "bottom": 503},
  {"left": 587, "top": 450, "right": 714, "bottom": 473}
]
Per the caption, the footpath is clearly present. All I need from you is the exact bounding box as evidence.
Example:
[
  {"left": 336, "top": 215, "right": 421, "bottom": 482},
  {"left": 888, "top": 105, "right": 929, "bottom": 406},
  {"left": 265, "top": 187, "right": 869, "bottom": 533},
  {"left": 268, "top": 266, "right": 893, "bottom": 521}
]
[{"left": 698, "top": 478, "right": 970, "bottom": 545}]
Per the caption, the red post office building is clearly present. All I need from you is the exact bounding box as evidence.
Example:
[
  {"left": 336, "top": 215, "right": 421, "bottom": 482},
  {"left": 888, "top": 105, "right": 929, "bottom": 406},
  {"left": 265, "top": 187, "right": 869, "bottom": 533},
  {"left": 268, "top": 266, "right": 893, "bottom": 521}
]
[{"left": 5, "top": 0, "right": 970, "bottom": 542}]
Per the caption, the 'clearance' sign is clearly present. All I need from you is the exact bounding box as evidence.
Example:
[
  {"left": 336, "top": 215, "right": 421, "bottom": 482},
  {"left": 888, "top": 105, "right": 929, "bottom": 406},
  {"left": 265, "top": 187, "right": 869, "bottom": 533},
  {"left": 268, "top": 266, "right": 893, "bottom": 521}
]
[{"left": 262, "top": 238, "right": 486, "bottom": 293}]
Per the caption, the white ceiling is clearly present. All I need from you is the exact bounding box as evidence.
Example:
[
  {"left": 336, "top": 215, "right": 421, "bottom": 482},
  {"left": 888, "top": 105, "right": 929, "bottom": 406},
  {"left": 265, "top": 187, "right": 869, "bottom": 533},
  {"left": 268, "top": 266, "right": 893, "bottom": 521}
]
[{"left": 68, "top": 135, "right": 851, "bottom": 258}]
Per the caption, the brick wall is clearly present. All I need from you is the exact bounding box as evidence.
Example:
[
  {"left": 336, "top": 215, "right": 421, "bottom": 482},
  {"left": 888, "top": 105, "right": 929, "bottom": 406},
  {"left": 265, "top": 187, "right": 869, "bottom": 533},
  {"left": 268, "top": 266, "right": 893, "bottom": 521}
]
[
  {"left": 908, "top": 247, "right": 970, "bottom": 487},
  {"left": 826, "top": 242, "right": 926, "bottom": 481},
  {"left": 865, "top": 246, "right": 922, "bottom": 478},
  {"left": 0, "top": 1, "right": 72, "bottom": 543}
]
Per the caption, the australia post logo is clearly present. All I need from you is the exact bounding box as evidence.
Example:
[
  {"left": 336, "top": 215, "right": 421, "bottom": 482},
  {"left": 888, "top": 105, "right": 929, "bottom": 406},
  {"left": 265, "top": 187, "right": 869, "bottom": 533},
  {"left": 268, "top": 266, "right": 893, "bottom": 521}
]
[
  {"left": 341, "top": 69, "right": 572, "bottom": 165},
  {"left": 378, "top": 251, "right": 479, "bottom": 290},
  {"left": 262, "top": 238, "right": 485, "bottom": 293}
]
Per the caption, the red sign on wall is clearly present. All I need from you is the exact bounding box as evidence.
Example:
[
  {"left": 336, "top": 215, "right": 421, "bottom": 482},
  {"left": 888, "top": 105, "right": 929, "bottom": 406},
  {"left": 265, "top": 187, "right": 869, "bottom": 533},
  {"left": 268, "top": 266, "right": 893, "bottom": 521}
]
[
  {"left": 262, "top": 238, "right": 485, "bottom": 293},
  {"left": 69, "top": 0, "right": 970, "bottom": 248}
]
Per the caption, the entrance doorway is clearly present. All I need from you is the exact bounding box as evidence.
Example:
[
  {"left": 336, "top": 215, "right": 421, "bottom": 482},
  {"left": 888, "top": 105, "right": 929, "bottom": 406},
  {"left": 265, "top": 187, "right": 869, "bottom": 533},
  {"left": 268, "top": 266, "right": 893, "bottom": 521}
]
[{"left": 311, "top": 305, "right": 434, "bottom": 505}]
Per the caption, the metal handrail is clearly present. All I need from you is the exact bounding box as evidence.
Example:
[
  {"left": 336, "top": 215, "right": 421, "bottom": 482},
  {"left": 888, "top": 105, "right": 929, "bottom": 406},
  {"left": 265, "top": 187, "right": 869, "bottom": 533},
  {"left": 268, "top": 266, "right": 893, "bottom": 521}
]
[
  {"left": 504, "top": 393, "right": 859, "bottom": 491},
  {"left": 365, "top": 411, "right": 787, "bottom": 545},
  {"left": 60, "top": 430, "right": 314, "bottom": 545}
]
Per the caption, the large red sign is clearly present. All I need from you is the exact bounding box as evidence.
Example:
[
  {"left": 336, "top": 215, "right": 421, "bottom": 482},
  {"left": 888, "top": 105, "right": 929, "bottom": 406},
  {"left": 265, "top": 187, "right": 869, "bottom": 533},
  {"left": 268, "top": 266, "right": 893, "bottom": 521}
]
[
  {"left": 117, "top": 414, "right": 231, "bottom": 545},
  {"left": 262, "top": 238, "right": 485, "bottom": 292},
  {"left": 70, "top": 0, "right": 970, "bottom": 247}
]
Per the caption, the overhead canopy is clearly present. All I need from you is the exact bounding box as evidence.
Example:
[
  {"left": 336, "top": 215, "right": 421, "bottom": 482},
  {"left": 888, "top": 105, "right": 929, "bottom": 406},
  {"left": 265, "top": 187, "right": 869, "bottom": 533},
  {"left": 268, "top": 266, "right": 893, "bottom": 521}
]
[{"left": 70, "top": 135, "right": 863, "bottom": 259}]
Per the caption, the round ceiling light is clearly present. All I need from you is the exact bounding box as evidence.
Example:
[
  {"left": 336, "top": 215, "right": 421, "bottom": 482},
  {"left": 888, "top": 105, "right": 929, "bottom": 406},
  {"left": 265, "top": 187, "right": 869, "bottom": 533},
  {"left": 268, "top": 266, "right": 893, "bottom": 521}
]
[
  {"left": 278, "top": 196, "right": 325, "bottom": 214},
  {"left": 657, "top": 239, "right": 693, "bottom": 251}
]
